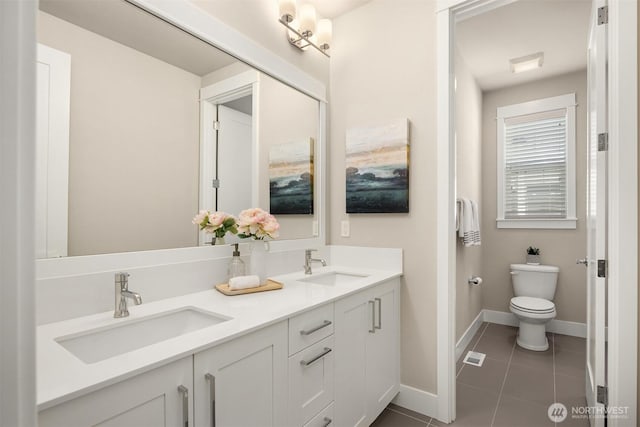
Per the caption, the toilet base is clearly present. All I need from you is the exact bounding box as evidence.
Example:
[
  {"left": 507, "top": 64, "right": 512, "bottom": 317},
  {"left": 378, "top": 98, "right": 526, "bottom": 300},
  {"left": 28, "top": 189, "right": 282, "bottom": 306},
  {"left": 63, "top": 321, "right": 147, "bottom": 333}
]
[{"left": 515, "top": 321, "right": 549, "bottom": 351}]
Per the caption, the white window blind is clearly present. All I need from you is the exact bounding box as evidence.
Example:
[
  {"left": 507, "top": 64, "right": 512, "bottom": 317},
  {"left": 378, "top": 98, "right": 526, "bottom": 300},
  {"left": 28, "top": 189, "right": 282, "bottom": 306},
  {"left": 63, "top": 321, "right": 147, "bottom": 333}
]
[
  {"left": 496, "top": 93, "right": 576, "bottom": 229},
  {"left": 504, "top": 111, "right": 567, "bottom": 219}
]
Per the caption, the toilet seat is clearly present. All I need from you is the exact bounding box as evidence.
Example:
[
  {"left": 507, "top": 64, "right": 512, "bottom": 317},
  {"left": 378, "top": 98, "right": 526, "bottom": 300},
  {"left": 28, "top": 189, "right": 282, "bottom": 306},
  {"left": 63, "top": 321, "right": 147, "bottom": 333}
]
[{"left": 510, "top": 296, "right": 555, "bottom": 314}]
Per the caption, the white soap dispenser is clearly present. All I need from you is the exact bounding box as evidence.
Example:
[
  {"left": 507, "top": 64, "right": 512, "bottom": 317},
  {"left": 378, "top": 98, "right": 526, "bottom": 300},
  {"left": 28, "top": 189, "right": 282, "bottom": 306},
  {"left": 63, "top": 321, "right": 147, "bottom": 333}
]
[{"left": 228, "top": 243, "right": 246, "bottom": 281}]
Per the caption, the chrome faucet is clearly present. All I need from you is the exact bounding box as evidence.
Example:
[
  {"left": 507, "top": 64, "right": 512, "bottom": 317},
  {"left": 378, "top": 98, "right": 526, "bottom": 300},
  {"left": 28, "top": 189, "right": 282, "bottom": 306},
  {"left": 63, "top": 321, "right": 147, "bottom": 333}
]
[
  {"left": 114, "top": 272, "right": 142, "bottom": 318},
  {"left": 304, "top": 249, "right": 327, "bottom": 275}
]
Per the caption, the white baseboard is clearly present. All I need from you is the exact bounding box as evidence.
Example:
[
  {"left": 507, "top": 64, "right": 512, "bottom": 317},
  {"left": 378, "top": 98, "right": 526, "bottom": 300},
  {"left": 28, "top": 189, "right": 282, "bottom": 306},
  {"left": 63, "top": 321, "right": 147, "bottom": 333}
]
[
  {"left": 455, "top": 311, "right": 484, "bottom": 361},
  {"left": 391, "top": 384, "right": 438, "bottom": 419},
  {"left": 483, "top": 309, "right": 586, "bottom": 338}
]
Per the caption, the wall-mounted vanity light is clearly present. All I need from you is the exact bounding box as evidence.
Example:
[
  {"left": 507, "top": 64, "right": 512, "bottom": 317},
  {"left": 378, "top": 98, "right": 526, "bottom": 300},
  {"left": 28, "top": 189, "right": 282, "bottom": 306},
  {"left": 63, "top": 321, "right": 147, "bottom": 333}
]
[
  {"left": 278, "top": 0, "right": 332, "bottom": 57},
  {"left": 509, "top": 52, "right": 544, "bottom": 73}
]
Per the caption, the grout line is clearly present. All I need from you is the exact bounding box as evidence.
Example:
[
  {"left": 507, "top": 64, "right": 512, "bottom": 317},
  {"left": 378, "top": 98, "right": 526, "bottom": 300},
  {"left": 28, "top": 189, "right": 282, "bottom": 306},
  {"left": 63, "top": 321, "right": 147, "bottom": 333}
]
[
  {"left": 457, "top": 322, "right": 490, "bottom": 378},
  {"left": 489, "top": 331, "right": 517, "bottom": 427},
  {"left": 386, "top": 407, "right": 431, "bottom": 425}
]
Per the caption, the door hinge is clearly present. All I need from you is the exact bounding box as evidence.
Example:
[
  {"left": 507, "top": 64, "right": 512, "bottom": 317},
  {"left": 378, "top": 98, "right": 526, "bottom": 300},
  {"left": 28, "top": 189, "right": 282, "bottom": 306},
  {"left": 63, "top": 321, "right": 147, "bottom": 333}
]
[
  {"left": 598, "top": 133, "right": 608, "bottom": 151},
  {"left": 597, "top": 385, "right": 608, "bottom": 405},
  {"left": 597, "top": 6, "right": 608, "bottom": 25},
  {"left": 212, "top": 179, "right": 220, "bottom": 188},
  {"left": 213, "top": 120, "right": 220, "bottom": 131},
  {"left": 597, "top": 259, "right": 607, "bottom": 278}
]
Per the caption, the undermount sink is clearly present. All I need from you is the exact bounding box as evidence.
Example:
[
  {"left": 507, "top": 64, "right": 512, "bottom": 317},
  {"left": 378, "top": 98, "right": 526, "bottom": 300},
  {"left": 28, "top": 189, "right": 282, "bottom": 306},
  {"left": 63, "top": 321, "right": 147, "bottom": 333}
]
[
  {"left": 299, "top": 271, "right": 369, "bottom": 286},
  {"left": 56, "top": 307, "right": 231, "bottom": 364}
]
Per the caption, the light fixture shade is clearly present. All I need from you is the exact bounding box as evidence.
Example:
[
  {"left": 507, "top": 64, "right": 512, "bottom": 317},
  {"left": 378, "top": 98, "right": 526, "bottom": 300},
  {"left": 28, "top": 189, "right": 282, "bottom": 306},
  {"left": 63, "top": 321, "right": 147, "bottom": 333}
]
[
  {"left": 510, "top": 52, "right": 544, "bottom": 73},
  {"left": 299, "top": 4, "right": 317, "bottom": 36},
  {"left": 279, "top": 0, "right": 296, "bottom": 23},
  {"left": 316, "top": 19, "right": 332, "bottom": 49}
]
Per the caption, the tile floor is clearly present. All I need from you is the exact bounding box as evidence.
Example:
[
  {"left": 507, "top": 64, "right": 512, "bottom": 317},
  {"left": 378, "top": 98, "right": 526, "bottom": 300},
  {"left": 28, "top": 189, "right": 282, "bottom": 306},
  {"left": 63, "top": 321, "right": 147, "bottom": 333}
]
[{"left": 371, "top": 322, "right": 589, "bottom": 427}]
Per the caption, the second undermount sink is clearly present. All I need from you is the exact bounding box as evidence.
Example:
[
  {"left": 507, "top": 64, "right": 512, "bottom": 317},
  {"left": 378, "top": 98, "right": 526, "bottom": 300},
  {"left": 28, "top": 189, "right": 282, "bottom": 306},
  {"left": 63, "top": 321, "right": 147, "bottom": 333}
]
[
  {"left": 299, "top": 271, "right": 369, "bottom": 286},
  {"left": 56, "top": 307, "right": 231, "bottom": 364}
]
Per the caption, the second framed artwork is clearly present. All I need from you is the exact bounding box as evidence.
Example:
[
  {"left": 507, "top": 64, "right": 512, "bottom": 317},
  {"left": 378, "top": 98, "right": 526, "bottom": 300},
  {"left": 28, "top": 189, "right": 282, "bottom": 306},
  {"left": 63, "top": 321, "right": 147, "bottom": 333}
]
[
  {"left": 269, "top": 138, "right": 314, "bottom": 215},
  {"left": 345, "top": 118, "right": 410, "bottom": 213}
]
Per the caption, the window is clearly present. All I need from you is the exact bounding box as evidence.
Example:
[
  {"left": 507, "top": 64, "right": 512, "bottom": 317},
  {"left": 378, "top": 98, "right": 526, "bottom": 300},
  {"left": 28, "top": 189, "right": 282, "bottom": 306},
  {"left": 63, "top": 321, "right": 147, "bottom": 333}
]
[{"left": 496, "top": 93, "right": 577, "bottom": 229}]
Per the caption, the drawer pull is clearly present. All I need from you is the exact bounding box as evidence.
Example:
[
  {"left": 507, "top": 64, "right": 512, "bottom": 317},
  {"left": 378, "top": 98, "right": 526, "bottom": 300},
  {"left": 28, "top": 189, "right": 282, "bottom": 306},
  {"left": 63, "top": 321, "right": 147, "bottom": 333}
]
[
  {"left": 204, "top": 373, "right": 215, "bottom": 427},
  {"left": 300, "top": 347, "right": 332, "bottom": 367},
  {"left": 322, "top": 417, "right": 333, "bottom": 427},
  {"left": 300, "top": 320, "right": 332, "bottom": 336},
  {"left": 375, "top": 297, "right": 382, "bottom": 330},
  {"left": 369, "top": 300, "right": 375, "bottom": 333},
  {"left": 177, "top": 385, "right": 189, "bottom": 427}
]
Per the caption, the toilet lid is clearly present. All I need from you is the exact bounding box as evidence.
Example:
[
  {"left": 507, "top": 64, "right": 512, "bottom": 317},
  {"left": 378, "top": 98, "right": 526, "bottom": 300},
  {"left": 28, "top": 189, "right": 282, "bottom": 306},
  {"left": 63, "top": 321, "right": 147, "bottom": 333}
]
[{"left": 510, "top": 296, "right": 555, "bottom": 314}]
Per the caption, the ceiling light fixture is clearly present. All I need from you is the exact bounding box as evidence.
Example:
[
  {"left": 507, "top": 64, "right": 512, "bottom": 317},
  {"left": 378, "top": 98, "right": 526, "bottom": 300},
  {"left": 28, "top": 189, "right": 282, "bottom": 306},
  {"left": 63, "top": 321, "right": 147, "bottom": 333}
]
[
  {"left": 509, "top": 52, "right": 544, "bottom": 73},
  {"left": 278, "top": 0, "right": 331, "bottom": 57}
]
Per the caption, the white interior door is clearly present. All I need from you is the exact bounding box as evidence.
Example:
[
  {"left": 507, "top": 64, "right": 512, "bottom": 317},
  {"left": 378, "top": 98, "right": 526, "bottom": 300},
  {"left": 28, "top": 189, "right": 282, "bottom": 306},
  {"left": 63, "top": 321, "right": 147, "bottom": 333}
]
[
  {"left": 585, "top": 1, "right": 607, "bottom": 424},
  {"left": 36, "top": 43, "right": 70, "bottom": 258},
  {"left": 216, "top": 105, "right": 252, "bottom": 216}
]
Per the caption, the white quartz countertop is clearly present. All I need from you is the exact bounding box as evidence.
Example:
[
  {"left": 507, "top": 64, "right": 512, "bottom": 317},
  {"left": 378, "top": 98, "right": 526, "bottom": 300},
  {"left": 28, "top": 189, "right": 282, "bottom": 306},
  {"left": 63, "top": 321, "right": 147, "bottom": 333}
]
[{"left": 37, "top": 265, "right": 401, "bottom": 410}]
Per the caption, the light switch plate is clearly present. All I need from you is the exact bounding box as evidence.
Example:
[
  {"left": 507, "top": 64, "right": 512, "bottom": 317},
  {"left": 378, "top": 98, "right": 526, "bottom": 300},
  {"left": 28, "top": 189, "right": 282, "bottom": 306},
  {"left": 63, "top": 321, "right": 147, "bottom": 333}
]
[{"left": 341, "top": 220, "right": 350, "bottom": 237}]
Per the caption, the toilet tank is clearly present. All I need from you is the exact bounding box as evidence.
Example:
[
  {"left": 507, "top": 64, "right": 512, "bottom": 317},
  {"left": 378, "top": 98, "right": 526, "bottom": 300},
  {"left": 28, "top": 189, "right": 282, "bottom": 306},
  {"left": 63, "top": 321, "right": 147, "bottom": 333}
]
[{"left": 510, "top": 264, "right": 559, "bottom": 300}]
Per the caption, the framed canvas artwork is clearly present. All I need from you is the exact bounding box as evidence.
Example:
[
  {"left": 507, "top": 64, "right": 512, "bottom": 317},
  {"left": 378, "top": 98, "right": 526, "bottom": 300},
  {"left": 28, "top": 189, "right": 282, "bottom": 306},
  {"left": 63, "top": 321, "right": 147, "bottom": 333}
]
[{"left": 346, "top": 119, "right": 410, "bottom": 213}]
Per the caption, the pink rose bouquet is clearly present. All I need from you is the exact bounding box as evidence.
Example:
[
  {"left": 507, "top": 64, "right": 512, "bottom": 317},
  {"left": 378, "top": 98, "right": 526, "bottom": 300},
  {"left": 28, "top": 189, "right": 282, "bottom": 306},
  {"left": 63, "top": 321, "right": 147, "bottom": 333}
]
[
  {"left": 236, "top": 208, "right": 280, "bottom": 240},
  {"left": 192, "top": 210, "right": 238, "bottom": 239}
]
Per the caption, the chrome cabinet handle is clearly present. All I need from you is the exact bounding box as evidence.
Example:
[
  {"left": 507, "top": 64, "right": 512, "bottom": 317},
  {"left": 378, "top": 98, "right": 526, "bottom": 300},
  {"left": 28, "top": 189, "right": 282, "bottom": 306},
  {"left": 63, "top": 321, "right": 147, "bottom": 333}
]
[
  {"left": 322, "top": 417, "right": 333, "bottom": 427},
  {"left": 177, "top": 385, "right": 189, "bottom": 427},
  {"left": 300, "top": 320, "right": 332, "bottom": 336},
  {"left": 369, "top": 300, "right": 375, "bottom": 333},
  {"left": 300, "top": 347, "right": 332, "bottom": 367},
  {"left": 375, "top": 297, "right": 382, "bottom": 330},
  {"left": 205, "top": 373, "right": 215, "bottom": 427}
]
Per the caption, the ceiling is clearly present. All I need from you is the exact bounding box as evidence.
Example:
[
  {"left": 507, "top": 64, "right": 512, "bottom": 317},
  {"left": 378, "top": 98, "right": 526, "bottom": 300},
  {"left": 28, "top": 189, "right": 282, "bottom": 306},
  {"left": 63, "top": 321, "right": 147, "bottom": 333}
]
[{"left": 456, "top": 0, "right": 592, "bottom": 91}]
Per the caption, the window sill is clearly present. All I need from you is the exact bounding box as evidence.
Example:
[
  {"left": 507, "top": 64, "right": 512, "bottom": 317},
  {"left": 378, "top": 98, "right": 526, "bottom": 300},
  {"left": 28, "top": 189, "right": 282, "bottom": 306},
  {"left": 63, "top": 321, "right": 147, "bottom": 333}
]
[{"left": 496, "top": 218, "right": 577, "bottom": 229}]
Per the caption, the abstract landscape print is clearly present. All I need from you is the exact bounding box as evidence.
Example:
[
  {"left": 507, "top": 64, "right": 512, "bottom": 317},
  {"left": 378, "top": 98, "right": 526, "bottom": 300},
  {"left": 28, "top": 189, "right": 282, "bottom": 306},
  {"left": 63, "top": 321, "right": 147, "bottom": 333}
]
[
  {"left": 269, "top": 138, "right": 314, "bottom": 215},
  {"left": 346, "top": 119, "right": 409, "bottom": 213}
]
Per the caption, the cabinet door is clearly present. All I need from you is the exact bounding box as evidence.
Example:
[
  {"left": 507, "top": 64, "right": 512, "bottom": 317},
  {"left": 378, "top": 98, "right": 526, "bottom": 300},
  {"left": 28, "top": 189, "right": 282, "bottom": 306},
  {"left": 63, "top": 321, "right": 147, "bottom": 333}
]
[
  {"left": 366, "top": 279, "right": 400, "bottom": 421},
  {"left": 39, "top": 357, "right": 193, "bottom": 427},
  {"left": 194, "top": 321, "right": 287, "bottom": 427},
  {"left": 333, "top": 290, "right": 370, "bottom": 427}
]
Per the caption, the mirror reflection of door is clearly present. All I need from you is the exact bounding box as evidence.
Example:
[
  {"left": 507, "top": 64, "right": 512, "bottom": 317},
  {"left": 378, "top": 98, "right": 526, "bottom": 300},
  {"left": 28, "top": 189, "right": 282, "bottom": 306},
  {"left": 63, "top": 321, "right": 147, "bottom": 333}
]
[{"left": 216, "top": 102, "right": 252, "bottom": 216}]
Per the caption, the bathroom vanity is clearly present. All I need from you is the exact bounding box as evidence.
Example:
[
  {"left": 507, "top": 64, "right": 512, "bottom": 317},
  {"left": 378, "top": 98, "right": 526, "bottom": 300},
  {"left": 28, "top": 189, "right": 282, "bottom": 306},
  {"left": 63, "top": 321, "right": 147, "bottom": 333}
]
[{"left": 37, "top": 266, "right": 401, "bottom": 427}]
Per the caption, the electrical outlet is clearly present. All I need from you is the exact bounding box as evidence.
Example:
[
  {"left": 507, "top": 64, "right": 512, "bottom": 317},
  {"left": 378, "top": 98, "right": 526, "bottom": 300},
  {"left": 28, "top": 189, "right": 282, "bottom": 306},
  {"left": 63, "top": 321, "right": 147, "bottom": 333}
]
[
  {"left": 341, "top": 220, "right": 350, "bottom": 237},
  {"left": 312, "top": 220, "right": 319, "bottom": 236}
]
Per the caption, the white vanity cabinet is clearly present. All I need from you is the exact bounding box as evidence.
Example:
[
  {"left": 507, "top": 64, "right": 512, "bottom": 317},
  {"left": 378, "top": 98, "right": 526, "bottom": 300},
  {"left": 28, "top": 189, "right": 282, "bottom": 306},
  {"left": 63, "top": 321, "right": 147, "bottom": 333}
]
[
  {"left": 334, "top": 278, "right": 400, "bottom": 427},
  {"left": 193, "top": 321, "right": 288, "bottom": 427},
  {"left": 38, "top": 356, "right": 193, "bottom": 427}
]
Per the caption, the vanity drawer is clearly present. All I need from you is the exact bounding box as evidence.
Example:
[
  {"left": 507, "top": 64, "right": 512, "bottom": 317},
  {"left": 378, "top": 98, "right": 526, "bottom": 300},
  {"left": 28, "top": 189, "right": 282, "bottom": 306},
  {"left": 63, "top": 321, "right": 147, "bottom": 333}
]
[
  {"left": 289, "top": 336, "right": 334, "bottom": 426},
  {"left": 304, "top": 402, "right": 335, "bottom": 427},
  {"left": 289, "top": 303, "right": 334, "bottom": 355}
]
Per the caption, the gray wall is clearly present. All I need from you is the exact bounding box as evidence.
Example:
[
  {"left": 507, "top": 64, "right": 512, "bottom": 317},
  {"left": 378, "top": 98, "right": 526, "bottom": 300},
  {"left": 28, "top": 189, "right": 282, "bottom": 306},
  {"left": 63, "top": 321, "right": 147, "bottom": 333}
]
[
  {"left": 330, "top": 0, "right": 438, "bottom": 393},
  {"left": 38, "top": 11, "right": 201, "bottom": 256},
  {"left": 455, "top": 48, "right": 484, "bottom": 340},
  {"left": 481, "top": 70, "right": 588, "bottom": 323}
]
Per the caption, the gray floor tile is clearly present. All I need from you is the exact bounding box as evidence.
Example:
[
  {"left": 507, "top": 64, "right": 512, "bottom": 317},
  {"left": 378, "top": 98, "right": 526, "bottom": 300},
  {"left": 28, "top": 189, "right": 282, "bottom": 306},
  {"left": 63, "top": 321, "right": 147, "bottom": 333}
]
[
  {"left": 457, "top": 358, "right": 510, "bottom": 394},
  {"left": 473, "top": 332, "right": 516, "bottom": 363},
  {"left": 554, "top": 334, "right": 586, "bottom": 355},
  {"left": 492, "top": 395, "right": 554, "bottom": 426},
  {"left": 555, "top": 349, "right": 586, "bottom": 379},
  {"left": 370, "top": 408, "right": 429, "bottom": 427},
  {"left": 556, "top": 372, "right": 585, "bottom": 403},
  {"left": 501, "top": 363, "right": 555, "bottom": 407},
  {"left": 510, "top": 344, "right": 554, "bottom": 372},
  {"left": 482, "top": 323, "right": 517, "bottom": 339},
  {"left": 451, "top": 383, "right": 499, "bottom": 426},
  {"left": 387, "top": 403, "right": 432, "bottom": 423}
]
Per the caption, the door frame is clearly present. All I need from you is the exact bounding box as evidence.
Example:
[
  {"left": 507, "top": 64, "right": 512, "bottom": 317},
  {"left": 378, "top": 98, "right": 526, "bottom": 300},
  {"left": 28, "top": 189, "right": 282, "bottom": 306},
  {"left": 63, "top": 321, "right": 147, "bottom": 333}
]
[{"left": 435, "top": 0, "right": 637, "bottom": 424}]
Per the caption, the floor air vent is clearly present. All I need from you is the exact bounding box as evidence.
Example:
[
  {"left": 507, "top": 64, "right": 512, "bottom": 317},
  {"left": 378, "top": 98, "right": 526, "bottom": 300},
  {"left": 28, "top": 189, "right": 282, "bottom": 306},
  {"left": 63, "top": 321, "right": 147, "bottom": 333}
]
[{"left": 463, "top": 351, "right": 486, "bottom": 367}]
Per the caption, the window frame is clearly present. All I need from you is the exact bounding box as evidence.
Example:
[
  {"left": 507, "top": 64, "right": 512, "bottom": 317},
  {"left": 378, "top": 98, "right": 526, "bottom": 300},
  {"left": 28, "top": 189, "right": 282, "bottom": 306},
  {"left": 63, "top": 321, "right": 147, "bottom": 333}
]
[{"left": 496, "top": 93, "right": 577, "bottom": 229}]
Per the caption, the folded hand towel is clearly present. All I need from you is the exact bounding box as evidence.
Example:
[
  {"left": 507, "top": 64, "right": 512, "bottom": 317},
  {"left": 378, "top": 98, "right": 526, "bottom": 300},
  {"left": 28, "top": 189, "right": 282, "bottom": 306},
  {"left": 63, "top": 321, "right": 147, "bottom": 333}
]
[
  {"left": 457, "top": 197, "right": 481, "bottom": 247},
  {"left": 228, "top": 275, "right": 261, "bottom": 290}
]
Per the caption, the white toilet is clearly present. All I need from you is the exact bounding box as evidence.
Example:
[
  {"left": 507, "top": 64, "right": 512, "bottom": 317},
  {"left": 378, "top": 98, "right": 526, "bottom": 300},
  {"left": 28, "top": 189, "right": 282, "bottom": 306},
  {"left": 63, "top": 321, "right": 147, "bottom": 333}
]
[{"left": 509, "top": 263, "right": 559, "bottom": 351}]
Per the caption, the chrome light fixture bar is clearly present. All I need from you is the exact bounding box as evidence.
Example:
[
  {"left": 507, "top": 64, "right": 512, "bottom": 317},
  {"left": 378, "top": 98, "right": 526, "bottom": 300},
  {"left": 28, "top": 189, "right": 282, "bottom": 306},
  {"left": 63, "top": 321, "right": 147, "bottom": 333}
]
[{"left": 278, "top": 0, "right": 331, "bottom": 57}]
